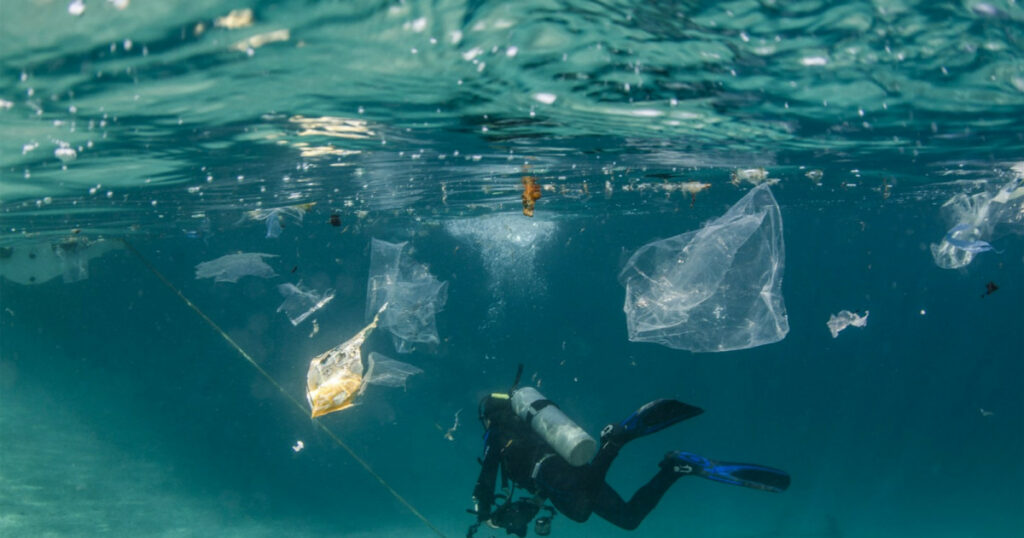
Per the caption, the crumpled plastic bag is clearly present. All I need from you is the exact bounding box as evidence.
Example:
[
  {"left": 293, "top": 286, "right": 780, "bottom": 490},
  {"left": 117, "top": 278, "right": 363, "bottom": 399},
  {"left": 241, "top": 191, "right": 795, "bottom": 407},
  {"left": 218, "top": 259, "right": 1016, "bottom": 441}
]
[
  {"left": 366, "top": 239, "right": 448, "bottom": 353},
  {"left": 195, "top": 252, "right": 277, "bottom": 283},
  {"left": 931, "top": 175, "right": 1024, "bottom": 269},
  {"left": 619, "top": 183, "right": 788, "bottom": 352},
  {"left": 827, "top": 310, "right": 869, "bottom": 338},
  {"left": 305, "top": 306, "right": 424, "bottom": 418}
]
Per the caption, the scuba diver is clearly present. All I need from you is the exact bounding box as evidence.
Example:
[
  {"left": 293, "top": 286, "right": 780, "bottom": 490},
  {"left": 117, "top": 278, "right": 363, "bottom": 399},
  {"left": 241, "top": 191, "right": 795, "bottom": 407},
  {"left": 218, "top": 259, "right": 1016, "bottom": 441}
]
[{"left": 467, "top": 367, "right": 790, "bottom": 537}]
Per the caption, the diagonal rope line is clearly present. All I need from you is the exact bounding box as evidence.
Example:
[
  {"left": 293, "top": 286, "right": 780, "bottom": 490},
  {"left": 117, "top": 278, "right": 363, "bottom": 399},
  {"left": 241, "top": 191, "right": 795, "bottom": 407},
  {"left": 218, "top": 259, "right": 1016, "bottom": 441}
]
[{"left": 122, "top": 239, "right": 447, "bottom": 538}]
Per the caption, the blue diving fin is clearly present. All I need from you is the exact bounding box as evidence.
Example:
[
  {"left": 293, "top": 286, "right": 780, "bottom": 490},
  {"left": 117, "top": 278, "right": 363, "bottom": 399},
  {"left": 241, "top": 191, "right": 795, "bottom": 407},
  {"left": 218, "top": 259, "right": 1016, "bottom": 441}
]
[
  {"left": 663, "top": 451, "right": 790, "bottom": 493},
  {"left": 603, "top": 399, "right": 704, "bottom": 445}
]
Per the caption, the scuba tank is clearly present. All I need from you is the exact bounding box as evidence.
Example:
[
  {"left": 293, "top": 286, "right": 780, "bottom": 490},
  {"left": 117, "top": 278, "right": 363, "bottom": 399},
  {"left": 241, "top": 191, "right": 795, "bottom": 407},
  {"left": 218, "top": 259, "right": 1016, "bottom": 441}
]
[{"left": 511, "top": 386, "right": 597, "bottom": 466}]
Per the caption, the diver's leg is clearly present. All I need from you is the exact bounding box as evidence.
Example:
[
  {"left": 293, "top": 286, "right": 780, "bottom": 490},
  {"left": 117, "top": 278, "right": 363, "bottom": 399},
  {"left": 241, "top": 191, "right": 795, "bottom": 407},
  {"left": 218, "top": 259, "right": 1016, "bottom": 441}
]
[
  {"left": 533, "top": 456, "right": 595, "bottom": 523},
  {"left": 590, "top": 399, "right": 703, "bottom": 483},
  {"left": 590, "top": 468, "right": 680, "bottom": 530}
]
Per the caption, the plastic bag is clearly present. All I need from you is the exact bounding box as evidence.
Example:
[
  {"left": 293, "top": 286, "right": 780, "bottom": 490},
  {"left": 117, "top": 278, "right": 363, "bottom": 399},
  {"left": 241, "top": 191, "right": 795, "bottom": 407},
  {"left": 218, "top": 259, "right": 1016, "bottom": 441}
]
[
  {"left": 931, "top": 175, "right": 1024, "bottom": 269},
  {"left": 243, "top": 203, "right": 314, "bottom": 238},
  {"left": 619, "top": 183, "right": 788, "bottom": 352},
  {"left": 277, "top": 282, "right": 335, "bottom": 326},
  {"left": 305, "top": 307, "right": 424, "bottom": 418},
  {"left": 365, "top": 239, "right": 448, "bottom": 353},
  {"left": 826, "top": 310, "right": 869, "bottom": 338},
  {"left": 0, "top": 238, "right": 120, "bottom": 286},
  {"left": 195, "top": 252, "right": 277, "bottom": 283},
  {"left": 363, "top": 352, "right": 423, "bottom": 390}
]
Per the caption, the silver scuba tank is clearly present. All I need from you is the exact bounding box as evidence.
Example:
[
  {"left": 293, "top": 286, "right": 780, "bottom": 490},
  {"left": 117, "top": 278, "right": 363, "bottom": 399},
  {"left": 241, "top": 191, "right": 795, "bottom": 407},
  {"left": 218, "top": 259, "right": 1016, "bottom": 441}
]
[{"left": 510, "top": 386, "right": 597, "bottom": 466}]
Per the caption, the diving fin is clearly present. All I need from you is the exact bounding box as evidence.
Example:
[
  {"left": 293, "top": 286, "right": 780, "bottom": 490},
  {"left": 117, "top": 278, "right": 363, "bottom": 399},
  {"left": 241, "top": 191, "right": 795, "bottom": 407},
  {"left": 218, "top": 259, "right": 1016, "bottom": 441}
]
[
  {"left": 602, "top": 399, "right": 704, "bottom": 446},
  {"left": 662, "top": 451, "right": 790, "bottom": 493}
]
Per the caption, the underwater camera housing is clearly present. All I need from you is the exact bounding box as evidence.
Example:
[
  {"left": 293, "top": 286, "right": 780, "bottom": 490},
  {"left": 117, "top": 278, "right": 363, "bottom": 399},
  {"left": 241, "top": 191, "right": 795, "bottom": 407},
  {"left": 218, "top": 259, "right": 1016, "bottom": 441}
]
[{"left": 493, "top": 498, "right": 557, "bottom": 532}]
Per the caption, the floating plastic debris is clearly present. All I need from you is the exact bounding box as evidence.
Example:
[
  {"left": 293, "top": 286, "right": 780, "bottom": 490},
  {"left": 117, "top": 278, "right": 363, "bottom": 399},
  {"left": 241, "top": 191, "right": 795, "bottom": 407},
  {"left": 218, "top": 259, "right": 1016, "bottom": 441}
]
[
  {"left": 826, "top": 310, "right": 869, "bottom": 338},
  {"left": 442, "top": 409, "right": 462, "bottom": 441},
  {"left": 942, "top": 224, "right": 995, "bottom": 254},
  {"left": 620, "top": 183, "right": 788, "bottom": 352},
  {"left": 366, "top": 239, "right": 448, "bottom": 353},
  {"left": 305, "top": 306, "right": 424, "bottom": 418},
  {"left": 731, "top": 167, "right": 773, "bottom": 187},
  {"left": 195, "top": 252, "right": 277, "bottom": 283},
  {"left": 521, "top": 169, "right": 542, "bottom": 217},
  {"left": 931, "top": 174, "right": 1024, "bottom": 269},
  {"left": 245, "top": 203, "right": 314, "bottom": 238},
  {"left": 292, "top": 440, "right": 304, "bottom": 452},
  {"left": 277, "top": 283, "right": 335, "bottom": 326},
  {"left": 0, "top": 237, "right": 120, "bottom": 285}
]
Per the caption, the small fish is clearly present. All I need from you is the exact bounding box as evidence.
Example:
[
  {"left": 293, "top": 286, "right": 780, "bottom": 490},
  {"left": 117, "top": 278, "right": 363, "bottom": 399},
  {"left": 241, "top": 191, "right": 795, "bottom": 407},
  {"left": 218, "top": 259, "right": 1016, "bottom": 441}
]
[{"left": 981, "top": 281, "right": 998, "bottom": 298}]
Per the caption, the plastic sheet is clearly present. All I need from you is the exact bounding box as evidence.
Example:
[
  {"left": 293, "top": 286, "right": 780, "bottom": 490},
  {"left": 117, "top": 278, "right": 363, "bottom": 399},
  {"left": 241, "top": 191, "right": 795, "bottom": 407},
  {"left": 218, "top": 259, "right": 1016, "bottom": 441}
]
[
  {"left": 305, "top": 307, "right": 424, "bottom": 418},
  {"left": 931, "top": 175, "right": 1024, "bottom": 269},
  {"left": 619, "top": 183, "right": 788, "bottom": 352},
  {"left": 244, "top": 203, "right": 314, "bottom": 238},
  {"left": 277, "top": 282, "right": 335, "bottom": 326},
  {"left": 365, "top": 239, "right": 448, "bottom": 353},
  {"left": 827, "top": 310, "right": 869, "bottom": 338},
  {"left": 363, "top": 352, "right": 423, "bottom": 390},
  {"left": 195, "top": 252, "right": 277, "bottom": 283},
  {"left": 0, "top": 237, "right": 120, "bottom": 285}
]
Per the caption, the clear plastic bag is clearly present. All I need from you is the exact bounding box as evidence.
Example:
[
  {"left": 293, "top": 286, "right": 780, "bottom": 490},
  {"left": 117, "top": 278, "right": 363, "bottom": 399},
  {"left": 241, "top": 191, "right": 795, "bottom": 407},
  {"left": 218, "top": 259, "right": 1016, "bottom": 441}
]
[
  {"left": 619, "top": 183, "right": 788, "bottom": 352},
  {"left": 363, "top": 352, "right": 423, "bottom": 390},
  {"left": 277, "top": 282, "right": 335, "bottom": 326},
  {"left": 305, "top": 308, "right": 424, "bottom": 418},
  {"left": 195, "top": 252, "right": 277, "bottom": 283},
  {"left": 365, "top": 239, "right": 448, "bottom": 353},
  {"left": 931, "top": 176, "right": 1024, "bottom": 269}
]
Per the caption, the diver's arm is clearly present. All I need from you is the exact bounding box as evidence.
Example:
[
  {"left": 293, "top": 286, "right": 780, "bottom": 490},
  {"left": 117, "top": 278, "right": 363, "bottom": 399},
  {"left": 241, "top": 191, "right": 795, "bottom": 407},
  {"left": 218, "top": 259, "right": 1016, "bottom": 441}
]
[{"left": 472, "top": 438, "right": 500, "bottom": 521}]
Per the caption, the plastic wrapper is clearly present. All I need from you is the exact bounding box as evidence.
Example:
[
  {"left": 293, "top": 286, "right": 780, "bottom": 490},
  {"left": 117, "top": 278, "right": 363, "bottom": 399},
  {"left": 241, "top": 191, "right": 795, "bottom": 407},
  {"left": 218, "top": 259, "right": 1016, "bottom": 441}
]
[
  {"left": 195, "top": 252, "right": 277, "bottom": 283},
  {"left": 244, "top": 203, "right": 314, "bottom": 238},
  {"left": 827, "top": 310, "right": 869, "bottom": 338},
  {"left": 365, "top": 239, "right": 448, "bottom": 353},
  {"left": 931, "top": 175, "right": 1024, "bottom": 269},
  {"left": 277, "top": 283, "right": 335, "bottom": 326},
  {"left": 619, "top": 183, "right": 788, "bottom": 352},
  {"left": 305, "top": 306, "right": 423, "bottom": 418}
]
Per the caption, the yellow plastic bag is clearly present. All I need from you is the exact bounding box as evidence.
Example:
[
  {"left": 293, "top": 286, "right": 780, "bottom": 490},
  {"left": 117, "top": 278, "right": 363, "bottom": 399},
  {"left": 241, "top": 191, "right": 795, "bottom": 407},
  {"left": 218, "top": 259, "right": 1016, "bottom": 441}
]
[{"left": 305, "top": 306, "right": 384, "bottom": 418}]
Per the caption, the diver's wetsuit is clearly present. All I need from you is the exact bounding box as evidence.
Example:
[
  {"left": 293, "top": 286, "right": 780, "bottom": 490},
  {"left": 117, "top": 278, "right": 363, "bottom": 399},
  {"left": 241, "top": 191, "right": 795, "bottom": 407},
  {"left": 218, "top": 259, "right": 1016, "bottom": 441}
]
[{"left": 473, "top": 396, "right": 680, "bottom": 531}]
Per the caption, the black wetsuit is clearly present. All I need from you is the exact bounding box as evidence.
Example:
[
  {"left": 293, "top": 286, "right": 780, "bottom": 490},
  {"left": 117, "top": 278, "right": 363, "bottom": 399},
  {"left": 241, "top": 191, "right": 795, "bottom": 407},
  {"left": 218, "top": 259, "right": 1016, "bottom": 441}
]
[{"left": 472, "top": 396, "right": 680, "bottom": 531}]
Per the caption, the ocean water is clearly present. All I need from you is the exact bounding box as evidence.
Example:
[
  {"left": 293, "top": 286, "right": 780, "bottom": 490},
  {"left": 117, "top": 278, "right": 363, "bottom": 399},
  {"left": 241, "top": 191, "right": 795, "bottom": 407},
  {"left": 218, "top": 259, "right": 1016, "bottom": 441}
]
[{"left": 1, "top": 1, "right": 1023, "bottom": 537}]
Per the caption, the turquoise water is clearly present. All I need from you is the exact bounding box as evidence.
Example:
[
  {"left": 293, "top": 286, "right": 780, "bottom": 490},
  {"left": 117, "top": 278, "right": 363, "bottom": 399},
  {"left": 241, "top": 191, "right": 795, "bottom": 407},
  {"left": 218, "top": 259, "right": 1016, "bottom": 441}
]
[{"left": 1, "top": 1, "right": 1023, "bottom": 537}]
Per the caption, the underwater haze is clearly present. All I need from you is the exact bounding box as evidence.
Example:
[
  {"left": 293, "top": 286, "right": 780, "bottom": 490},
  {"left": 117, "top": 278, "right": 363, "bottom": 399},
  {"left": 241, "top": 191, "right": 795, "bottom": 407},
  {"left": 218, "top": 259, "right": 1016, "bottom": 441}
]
[{"left": 1, "top": 1, "right": 1023, "bottom": 537}]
